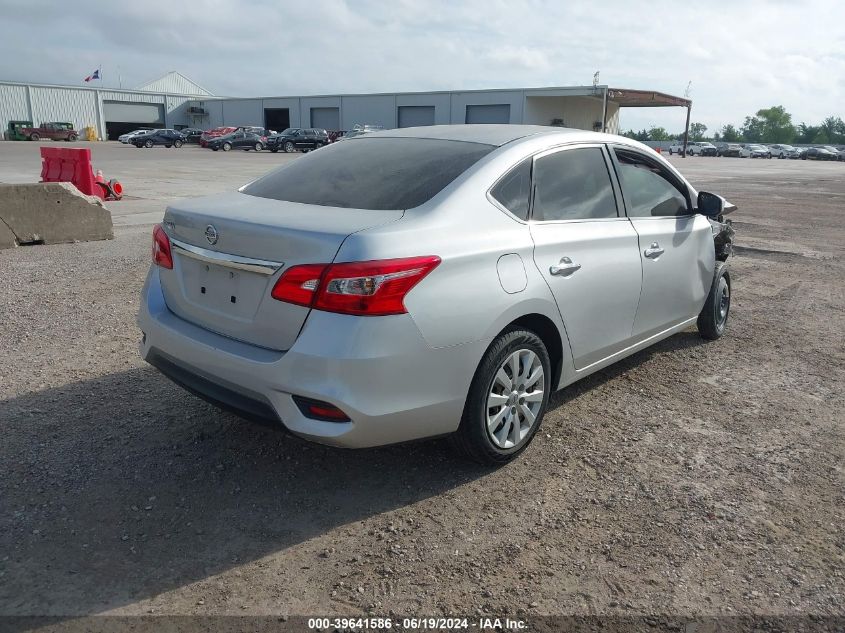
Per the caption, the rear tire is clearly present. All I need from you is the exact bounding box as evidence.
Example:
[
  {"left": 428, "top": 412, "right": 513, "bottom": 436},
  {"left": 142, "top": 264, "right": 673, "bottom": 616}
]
[
  {"left": 144, "top": 139, "right": 153, "bottom": 148},
  {"left": 29, "top": 133, "right": 40, "bottom": 141},
  {"left": 697, "top": 263, "right": 731, "bottom": 340},
  {"left": 451, "top": 328, "right": 551, "bottom": 465},
  {"left": 67, "top": 134, "right": 78, "bottom": 142}
]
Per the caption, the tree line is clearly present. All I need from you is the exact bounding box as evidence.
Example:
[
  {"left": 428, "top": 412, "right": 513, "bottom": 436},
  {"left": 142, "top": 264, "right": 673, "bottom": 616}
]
[{"left": 622, "top": 106, "right": 845, "bottom": 145}]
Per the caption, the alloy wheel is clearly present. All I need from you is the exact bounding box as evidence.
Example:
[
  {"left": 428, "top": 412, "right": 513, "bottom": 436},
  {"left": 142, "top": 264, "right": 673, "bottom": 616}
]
[
  {"left": 486, "top": 349, "right": 545, "bottom": 449},
  {"left": 716, "top": 277, "right": 730, "bottom": 329}
]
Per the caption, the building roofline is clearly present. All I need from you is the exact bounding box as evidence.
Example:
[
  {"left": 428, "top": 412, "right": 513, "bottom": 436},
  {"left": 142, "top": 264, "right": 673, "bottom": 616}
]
[
  {"left": 0, "top": 79, "right": 212, "bottom": 99},
  {"left": 135, "top": 71, "right": 213, "bottom": 96}
]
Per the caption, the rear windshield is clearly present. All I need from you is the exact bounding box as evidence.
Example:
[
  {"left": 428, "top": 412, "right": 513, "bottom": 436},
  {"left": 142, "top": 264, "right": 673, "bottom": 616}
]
[{"left": 241, "top": 137, "right": 495, "bottom": 210}]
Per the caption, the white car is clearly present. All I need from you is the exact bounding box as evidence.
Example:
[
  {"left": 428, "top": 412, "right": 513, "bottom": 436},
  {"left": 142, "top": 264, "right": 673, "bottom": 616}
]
[
  {"left": 667, "top": 141, "right": 687, "bottom": 155},
  {"left": 118, "top": 129, "right": 152, "bottom": 144},
  {"left": 769, "top": 144, "right": 800, "bottom": 159},
  {"left": 739, "top": 144, "right": 772, "bottom": 159},
  {"left": 688, "top": 142, "right": 717, "bottom": 156}
]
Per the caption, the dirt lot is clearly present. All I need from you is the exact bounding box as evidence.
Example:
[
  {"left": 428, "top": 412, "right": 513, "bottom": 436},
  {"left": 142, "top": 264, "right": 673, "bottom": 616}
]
[{"left": 0, "top": 143, "right": 843, "bottom": 624}]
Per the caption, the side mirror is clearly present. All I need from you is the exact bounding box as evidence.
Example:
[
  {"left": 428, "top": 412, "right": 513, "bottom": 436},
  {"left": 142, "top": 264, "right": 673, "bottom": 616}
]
[{"left": 697, "top": 191, "right": 737, "bottom": 217}]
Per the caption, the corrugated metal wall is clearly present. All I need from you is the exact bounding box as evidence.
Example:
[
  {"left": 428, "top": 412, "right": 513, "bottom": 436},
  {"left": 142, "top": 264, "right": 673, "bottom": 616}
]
[
  {"left": 29, "top": 87, "right": 99, "bottom": 132},
  {"left": 0, "top": 84, "right": 29, "bottom": 127}
]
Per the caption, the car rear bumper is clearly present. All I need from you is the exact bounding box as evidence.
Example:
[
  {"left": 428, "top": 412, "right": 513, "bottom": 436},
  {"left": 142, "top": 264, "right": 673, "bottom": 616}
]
[{"left": 137, "top": 268, "right": 482, "bottom": 448}]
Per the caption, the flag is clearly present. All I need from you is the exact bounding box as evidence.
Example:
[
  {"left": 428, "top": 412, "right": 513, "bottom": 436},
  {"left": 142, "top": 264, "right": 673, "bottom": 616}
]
[{"left": 84, "top": 69, "right": 100, "bottom": 82}]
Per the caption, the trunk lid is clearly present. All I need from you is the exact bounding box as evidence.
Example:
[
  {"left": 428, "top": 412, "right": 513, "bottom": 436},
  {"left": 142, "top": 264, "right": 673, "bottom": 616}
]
[{"left": 159, "top": 191, "right": 403, "bottom": 351}]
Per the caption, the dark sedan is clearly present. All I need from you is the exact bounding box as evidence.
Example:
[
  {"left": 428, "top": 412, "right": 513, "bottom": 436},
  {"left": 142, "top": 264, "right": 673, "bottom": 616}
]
[
  {"left": 715, "top": 142, "right": 742, "bottom": 157},
  {"left": 801, "top": 147, "right": 838, "bottom": 161},
  {"left": 178, "top": 128, "right": 204, "bottom": 144},
  {"left": 132, "top": 129, "right": 186, "bottom": 148},
  {"left": 207, "top": 130, "right": 264, "bottom": 152},
  {"left": 265, "top": 128, "right": 329, "bottom": 153}
]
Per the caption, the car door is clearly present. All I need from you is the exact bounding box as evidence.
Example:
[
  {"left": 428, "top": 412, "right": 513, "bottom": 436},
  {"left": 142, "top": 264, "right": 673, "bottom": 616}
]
[
  {"left": 529, "top": 144, "right": 643, "bottom": 370},
  {"left": 610, "top": 146, "right": 714, "bottom": 340}
]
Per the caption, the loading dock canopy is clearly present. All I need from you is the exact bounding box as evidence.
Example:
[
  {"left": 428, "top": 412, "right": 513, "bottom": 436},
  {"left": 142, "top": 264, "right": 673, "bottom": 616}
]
[
  {"left": 607, "top": 88, "right": 693, "bottom": 157},
  {"left": 606, "top": 88, "right": 690, "bottom": 108}
]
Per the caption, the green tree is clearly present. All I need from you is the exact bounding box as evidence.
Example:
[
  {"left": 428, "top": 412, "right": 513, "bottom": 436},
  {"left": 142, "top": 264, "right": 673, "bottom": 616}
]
[
  {"left": 687, "top": 122, "right": 708, "bottom": 141},
  {"left": 741, "top": 115, "right": 764, "bottom": 142},
  {"left": 795, "top": 123, "right": 822, "bottom": 144},
  {"left": 720, "top": 124, "right": 741, "bottom": 142},
  {"left": 754, "top": 106, "right": 796, "bottom": 143},
  {"left": 818, "top": 116, "right": 845, "bottom": 143},
  {"left": 622, "top": 128, "right": 651, "bottom": 141},
  {"left": 647, "top": 126, "right": 672, "bottom": 141}
]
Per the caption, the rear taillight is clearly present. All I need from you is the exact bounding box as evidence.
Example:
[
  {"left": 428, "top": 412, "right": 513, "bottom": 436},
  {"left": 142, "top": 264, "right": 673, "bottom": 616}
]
[
  {"left": 271, "top": 256, "right": 440, "bottom": 316},
  {"left": 152, "top": 224, "right": 173, "bottom": 269}
]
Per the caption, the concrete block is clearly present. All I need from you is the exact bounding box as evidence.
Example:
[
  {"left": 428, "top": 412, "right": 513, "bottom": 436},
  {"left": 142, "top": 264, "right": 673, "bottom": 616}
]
[{"left": 0, "top": 182, "right": 113, "bottom": 250}]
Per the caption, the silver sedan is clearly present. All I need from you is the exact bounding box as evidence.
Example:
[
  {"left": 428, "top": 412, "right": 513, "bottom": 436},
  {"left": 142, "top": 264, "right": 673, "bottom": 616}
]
[{"left": 138, "top": 125, "right": 736, "bottom": 464}]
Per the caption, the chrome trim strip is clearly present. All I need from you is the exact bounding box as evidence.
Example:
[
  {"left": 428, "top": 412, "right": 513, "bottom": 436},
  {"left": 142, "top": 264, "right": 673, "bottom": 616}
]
[{"left": 170, "top": 238, "right": 283, "bottom": 275}]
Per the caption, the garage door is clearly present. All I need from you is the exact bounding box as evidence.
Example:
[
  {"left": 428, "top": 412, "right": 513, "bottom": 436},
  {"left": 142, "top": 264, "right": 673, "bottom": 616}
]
[
  {"left": 398, "top": 105, "right": 435, "bottom": 128},
  {"left": 103, "top": 101, "right": 165, "bottom": 140},
  {"left": 310, "top": 107, "right": 340, "bottom": 130},
  {"left": 465, "top": 104, "right": 511, "bottom": 124}
]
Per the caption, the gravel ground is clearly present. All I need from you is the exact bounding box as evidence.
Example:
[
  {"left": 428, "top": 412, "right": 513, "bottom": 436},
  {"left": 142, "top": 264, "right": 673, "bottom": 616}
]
[{"left": 0, "top": 149, "right": 843, "bottom": 624}]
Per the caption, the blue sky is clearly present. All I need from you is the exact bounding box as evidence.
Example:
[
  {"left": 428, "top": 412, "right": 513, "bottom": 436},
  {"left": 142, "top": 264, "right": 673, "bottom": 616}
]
[{"left": 1, "top": 0, "right": 843, "bottom": 134}]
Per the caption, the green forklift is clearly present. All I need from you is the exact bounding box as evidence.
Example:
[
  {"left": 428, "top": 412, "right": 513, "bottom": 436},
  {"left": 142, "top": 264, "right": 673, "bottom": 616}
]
[{"left": 7, "top": 120, "right": 33, "bottom": 141}]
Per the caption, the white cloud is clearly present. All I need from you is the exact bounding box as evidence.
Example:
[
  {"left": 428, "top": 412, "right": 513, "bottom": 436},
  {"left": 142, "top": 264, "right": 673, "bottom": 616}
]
[{"left": 0, "top": 0, "right": 843, "bottom": 133}]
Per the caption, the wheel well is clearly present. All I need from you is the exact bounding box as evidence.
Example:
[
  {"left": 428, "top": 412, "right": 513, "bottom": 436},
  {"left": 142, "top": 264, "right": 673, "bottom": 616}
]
[{"left": 505, "top": 314, "right": 564, "bottom": 388}]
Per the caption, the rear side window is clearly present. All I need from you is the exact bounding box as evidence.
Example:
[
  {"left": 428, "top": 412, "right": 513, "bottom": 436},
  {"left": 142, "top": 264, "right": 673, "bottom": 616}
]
[
  {"left": 532, "top": 147, "right": 618, "bottom": 221},
  {"left": 614, "top": 149, "right": 689, "bottom": 217},
  {"left": 489, "top": 159, "right": 531, "bottom": 220},
  {"left": 242, "top": 137, "right": 494, "bottom": 210}
]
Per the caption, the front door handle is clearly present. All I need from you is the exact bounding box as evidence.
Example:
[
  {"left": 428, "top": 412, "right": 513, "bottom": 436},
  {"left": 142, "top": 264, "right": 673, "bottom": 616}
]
[
  {"left": 550, "top": 256, "right": 581, "bottom": 277},
  {"left": 644, "top": 242, "right": 665, "bottom": 259}
]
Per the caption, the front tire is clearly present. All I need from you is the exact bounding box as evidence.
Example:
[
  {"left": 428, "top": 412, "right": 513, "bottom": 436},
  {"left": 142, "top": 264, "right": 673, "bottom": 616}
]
[
  {"left": 67, "top": 134, "right": 78, "bottom": 142},
  {"left": 254, "top": 142, "right": 263, "bottom": 151},
  {"left": 144, "top": 139, "right": 153, "bottom": 148},
  {"left": 174, "top": 140, "right": 183, "bottom": 148},
  {"left": 284, "top": 141, "right": 295, "bottom": 153},
  {"left": 451, "top": 328, "right": 551, "bottom": 465},
  {"left": 222, "top": 142, "right": 231, "bottom": 151},
  {"left": 697, "top": 263, "right": 731, "bottom": 340},
  {"left": 29, "top": 133, "right": 40, "bottom": 141}
]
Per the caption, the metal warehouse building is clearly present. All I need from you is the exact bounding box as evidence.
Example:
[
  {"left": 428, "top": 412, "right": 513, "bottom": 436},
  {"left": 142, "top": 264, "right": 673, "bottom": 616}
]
[{"left": 0, "top": 72, "right": 690, "bottom": 140}]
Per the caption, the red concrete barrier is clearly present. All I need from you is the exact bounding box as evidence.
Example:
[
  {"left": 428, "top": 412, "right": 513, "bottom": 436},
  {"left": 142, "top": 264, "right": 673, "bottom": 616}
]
[{"left": 40, "top": 147, "right": 102, "bottom": 199}]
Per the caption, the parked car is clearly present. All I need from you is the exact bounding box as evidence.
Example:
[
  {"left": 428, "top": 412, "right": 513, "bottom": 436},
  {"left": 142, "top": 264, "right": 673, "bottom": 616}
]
[
  {"left": 739, "top": 144, "right": 771, "bottom": 158},
  {"left": 132, "top": 129, "right": 186, "bottom": 148},
  {"left": 801, "top": 147, "right": 838, "bottom": 161},
  {"left": 667, "top": 141, "right": 687, "bottom": 155},
  {"left": 199, "top": 127, "right": 237, "bottom": 147},
  {"left": 178, "top": 128, "right": 204, "bottom": 144},
  {"left": 715, "top": 142, "right": 742, "bottom": 157},
  {"left": 139, "top": 125, "right": 736, "bottom": 464},
  {"left": 820, "top": 146, "right": 845, "bottom": 161},
  {"left": 688, "top": 141, "right": 717, "bottom": 156},
  {"left": 241, "top": 126, "right": 275, "bottom": 142},
  {"left": 769, "top": 144, "right": 801, "bottom": 159},
  {"left": 342, "top": 124, "right": 385, "bottom": 140},
  {"left": 265, "top": 128, "right": 329, "bottom": 153},
  {"left": 207, "top": 130, "right": 264, "bottom": 152},
  {"left": 118, "top": 129, "right": 154, "bottom": 143},
  {"left": 21, "top": 122, "right": 79, "bottom": 142}
]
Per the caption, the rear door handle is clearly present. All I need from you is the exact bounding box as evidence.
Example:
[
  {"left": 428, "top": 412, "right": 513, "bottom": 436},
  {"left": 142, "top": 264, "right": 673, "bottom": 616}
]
[
  {"left": 550, "top": 256, "right": 581, "bottom": 277},
  {"left": 644, "top": 242, "right": 665, "bottom": 259}
]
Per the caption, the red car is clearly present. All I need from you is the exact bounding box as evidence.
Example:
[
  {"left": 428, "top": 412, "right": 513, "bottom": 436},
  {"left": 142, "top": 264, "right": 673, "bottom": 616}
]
[
  {"left": 199, "top": 127, "right": 237, "bottom": 147},
  {"left": 22, "top": 122, "right": 79, "bottom": 141}
]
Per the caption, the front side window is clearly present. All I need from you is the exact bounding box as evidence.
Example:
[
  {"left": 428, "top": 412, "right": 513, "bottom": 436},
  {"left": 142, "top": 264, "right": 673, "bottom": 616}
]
[
  {"left": 489, "top": 159, "right": 531, "bottom": 220},
  {"left": 613, "top": 149, "right": 689, "bottom": 217},
  {"left": 242, "top": 137, "right": 494, "bottom": 210},
  {"left": 532, "top": 147, "right": 618, "bottom": 221}
]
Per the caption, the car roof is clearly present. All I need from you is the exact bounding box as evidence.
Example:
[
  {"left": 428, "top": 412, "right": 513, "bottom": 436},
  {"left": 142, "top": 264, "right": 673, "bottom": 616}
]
[{"left": 366, "top": 124, "right": 582, "bottom": 146}]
